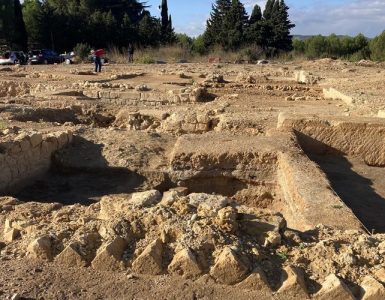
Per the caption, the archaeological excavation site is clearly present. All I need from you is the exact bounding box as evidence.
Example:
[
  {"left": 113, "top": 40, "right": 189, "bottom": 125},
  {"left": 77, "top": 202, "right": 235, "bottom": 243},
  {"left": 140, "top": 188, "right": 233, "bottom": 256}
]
[{"left": 1, "top": 59, "right": 385, "bottom": 299}]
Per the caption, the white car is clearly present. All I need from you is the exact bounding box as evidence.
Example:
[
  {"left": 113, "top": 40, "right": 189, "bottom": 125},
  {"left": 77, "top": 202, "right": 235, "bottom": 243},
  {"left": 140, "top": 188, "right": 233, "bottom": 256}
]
[{"left": 0, "top": 51, "right": 26, "bottom": 65}]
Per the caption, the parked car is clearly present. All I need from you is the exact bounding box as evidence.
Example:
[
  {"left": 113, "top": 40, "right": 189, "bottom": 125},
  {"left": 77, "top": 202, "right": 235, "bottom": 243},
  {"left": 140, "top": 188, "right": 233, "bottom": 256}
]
[
  {"left": 0, "top": 51, "right": 27, "bottom": 65},
  {"left": 60, "top": 51, "right": 76, "bottom": 64},
  {"left": 28, "top": 49, "right": 64, "bottom": 64}
]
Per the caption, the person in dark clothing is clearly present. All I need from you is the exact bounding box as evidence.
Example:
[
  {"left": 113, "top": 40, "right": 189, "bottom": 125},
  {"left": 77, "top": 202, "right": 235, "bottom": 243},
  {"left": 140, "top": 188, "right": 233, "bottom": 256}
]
[
  {"left": 128, "top": 43, "right": 134, "bottom": 63},
  {"left": 92, "top": 49, "right": 104, "bottom": 72}
]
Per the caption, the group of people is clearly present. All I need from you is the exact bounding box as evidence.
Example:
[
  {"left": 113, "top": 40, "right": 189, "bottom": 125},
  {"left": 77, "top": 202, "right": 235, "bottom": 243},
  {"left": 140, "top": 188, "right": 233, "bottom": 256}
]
[{"left": 91, "top": 43, "right": 134, "bottom": 73}]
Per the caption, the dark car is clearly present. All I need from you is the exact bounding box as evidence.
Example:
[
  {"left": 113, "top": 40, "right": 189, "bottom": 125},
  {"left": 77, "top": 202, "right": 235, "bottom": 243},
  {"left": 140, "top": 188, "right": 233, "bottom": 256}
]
[{"left": 28, "top": 49, "right": 64, "bottom": 64}]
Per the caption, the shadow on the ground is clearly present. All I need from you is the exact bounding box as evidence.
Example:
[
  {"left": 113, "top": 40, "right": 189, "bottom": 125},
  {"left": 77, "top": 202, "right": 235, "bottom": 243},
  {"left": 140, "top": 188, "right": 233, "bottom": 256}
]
[
  {"left": 309, "top": 154, "right": 385, "bottom": 233},
  {"left": 13, "top": 136, "right": 146, "bottom": 206}
]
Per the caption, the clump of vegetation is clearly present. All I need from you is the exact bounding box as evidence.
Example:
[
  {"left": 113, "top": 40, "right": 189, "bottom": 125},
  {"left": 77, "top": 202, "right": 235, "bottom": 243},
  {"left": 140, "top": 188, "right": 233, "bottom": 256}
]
[
  {"left": 136, "top": 54, "right": 155, "bottom": 64},
  {"left": 293, "top": 34, "right": 371, "bottom": 61},
  {"left": 73, "top": 43, "right": 91, "bottom": 62},
  {"left": 277, "top": 251, "right": 289, "bottom": 261},
  {"left": 0, "top": 120, "right": 8, "bottom": 130}
]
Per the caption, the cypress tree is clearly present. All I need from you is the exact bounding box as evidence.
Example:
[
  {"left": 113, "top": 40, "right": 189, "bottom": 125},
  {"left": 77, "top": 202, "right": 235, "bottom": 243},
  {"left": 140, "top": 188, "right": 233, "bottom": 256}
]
[
  {"left": 0, "top": 0, "right": 28, "bottom": 50},
  {"left": 160, "top": 0, "right": 168, "bottom": 30},
  {"left": 13, "top": 0, "right": 28, "bottom": 50},
  {"left": 247, "top": 4, "right": 264, "bottom": 47},
  {"left": 263, "top": 0, "right": 275, "bottom": 20},
  {"left": 159, "top": 0, "right": 175, "bottom": 44},
  {"left": 273, "top": 0, "right": 295, "bottom": 51},
  {"left": 249, "top": 4, "right": 262, "bottom": 24}
]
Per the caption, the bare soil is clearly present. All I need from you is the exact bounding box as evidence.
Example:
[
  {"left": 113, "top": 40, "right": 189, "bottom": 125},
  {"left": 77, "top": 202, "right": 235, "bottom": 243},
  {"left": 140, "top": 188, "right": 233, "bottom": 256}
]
[{"left": 1, "top": 60, "right": 385, "bottom": 299}]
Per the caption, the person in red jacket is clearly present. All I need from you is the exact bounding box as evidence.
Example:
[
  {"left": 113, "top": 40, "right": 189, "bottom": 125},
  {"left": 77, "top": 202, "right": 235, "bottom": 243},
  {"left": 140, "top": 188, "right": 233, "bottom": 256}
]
[{"left": 92, "top": 49, "right": 105, "bottom": 73}]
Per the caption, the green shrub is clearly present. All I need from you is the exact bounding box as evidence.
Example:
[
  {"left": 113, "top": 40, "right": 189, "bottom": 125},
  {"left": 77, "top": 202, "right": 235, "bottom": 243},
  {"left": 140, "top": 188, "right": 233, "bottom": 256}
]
[
  {"left": 73, "top": 43, "right": 91, "bottom": 61},
  {"left": 136, "top": 54, "right": 155, "bottom": 64}
]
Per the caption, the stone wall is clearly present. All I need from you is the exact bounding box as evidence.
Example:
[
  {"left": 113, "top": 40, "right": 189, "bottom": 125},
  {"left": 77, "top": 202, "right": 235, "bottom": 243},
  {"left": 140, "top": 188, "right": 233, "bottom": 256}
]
[
  {"left": 0, "top": 131, "right": 73, "bottom": 194},
  {"left": 323, "top": 87, "right": 355, "bottom": 106},
  {"left": 277, "top": 152, "right": 362, "bottom": 231}
]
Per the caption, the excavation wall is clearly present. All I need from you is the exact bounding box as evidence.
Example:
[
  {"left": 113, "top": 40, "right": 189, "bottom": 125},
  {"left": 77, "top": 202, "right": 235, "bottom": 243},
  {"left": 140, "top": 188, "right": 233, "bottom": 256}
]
[
  {"left": 169, "top": 133, "right": 280, "bottom": 206},
  {"left": 279, "top": 114, "right": 385, "bottom": 167},
  {"left": 0, "top": 131, "right": 73, "bottom": 194}
]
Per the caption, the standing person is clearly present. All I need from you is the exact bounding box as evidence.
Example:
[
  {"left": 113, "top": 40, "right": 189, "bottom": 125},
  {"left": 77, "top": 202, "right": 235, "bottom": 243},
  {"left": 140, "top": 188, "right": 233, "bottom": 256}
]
[
  {"left": 92, "top": 49, "right": 104, "bottom": 73},
  {"left": 128, "top": 43, "right": 134, "bottom": 63}
]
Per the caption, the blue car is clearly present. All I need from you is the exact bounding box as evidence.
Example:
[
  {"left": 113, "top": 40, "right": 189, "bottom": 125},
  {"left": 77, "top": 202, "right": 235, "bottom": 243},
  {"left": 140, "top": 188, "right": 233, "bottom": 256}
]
[{"left": 28, "top": 49, "right": 64, "bottom": 65}]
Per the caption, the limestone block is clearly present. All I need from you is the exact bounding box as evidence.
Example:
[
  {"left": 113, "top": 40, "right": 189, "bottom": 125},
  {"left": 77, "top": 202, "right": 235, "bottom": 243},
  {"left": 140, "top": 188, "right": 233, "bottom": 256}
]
[
  {"left": 56, "top": 132, "right": 69, "bottom": 148},
  {"left": 361, "top": 275, "right": 385, "bottom": 300},
  {"left": 56, "top": 242, "right": 87, "bottom": 267},
  {"left": 263, "top": 231, "right": 282, "bottom": 247},
  {"left": 130, "top": 190, "right": 161, "bottom": 208},
  {"left": 323, "top": 88, "right": 355, "bottom": 106},
  {"left": 315, "top": 274, "right": 354, "bottom": 300},
  {"left": 132, "top": 239, "right": 163, "bottom": 275},
  {"left": 237, "top": 266, "right": 271, "bottom": 292},
  {"left": 189, "top": 193, "right": 229, "bottom": 217},
  {"left": 277, "top": 266, "right": 309, "bottom": 299},
  {"left": 294, "top": 70, "right": 318, "bottom": 84},
  {"left": 27, "top": 235, "right": 54, "bottom": 260},
  {"left": 374, "top": 268, "right": 385, "bottom": 283},
  {"left": 91, "top": 237, "right": 126, "bottom": 271},
  {"left": 378, "top": 110, "right": 385, "bottom": 118},
  {"left": 4, "top": 228, "right": 20, "bottom": 242},
  {"left": 210, "top": 247, "right": 249, "bottom": 285},
  {"left": 168, "top": 248, "right": 202, "bottom": 279}
]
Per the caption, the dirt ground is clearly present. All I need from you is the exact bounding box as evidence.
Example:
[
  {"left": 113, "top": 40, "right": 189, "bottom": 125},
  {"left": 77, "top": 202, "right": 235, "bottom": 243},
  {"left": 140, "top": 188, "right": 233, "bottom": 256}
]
[{"left": 1, "top": 59, "right": 385, "bottom": 299}]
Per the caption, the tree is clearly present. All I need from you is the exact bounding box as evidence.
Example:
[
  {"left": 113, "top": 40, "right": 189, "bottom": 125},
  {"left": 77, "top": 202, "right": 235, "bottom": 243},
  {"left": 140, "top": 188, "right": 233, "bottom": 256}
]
[
  {"left": 138, "top": 14, "right": 161, "bottom": 47},
  {"left": 12, "top": 0, "right": 28, "bottom": 50},
  {"left": 0, "top": 0, "right": 27, "bottom": 50},
  {"left": 247, "top": 4, "right": 264, "bottom": 46},
  {"left": 203, "top": 0, "right": 231, "bottom": 47},
  {"left": 370, "top": 31, "right": 385, "bottom": 61},
  {"left": 159, "top": 0, "right": 175, "bottom": 44},
  {"left": 273, "top": 0, "right": 295, "bottom": 51},
  {"left": 263, "top": 0, "right": 275, "bottom": 20},
  {"left": 222, "top": 0, "right": 249, "bottom": 50},
  {"left": 22, "top": 0, "right": 44, "bottom": 48},
  {"left": 249, "top": 4, "right": 262, "bottom": 24}
]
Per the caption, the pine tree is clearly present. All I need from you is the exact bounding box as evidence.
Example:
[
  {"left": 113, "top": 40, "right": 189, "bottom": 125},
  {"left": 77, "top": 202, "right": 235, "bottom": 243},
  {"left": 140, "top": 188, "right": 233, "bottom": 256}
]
[{"left": 203, "top": 0, "right": 231, "bottom": 47}]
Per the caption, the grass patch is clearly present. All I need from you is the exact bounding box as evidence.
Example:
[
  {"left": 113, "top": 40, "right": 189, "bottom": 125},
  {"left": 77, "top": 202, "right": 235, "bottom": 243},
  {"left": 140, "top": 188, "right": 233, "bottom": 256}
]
[
  {"left": 277, "top": 251, "right": 289, "bottom": 261},
  {"left": 332, "top": 204, "right": 344, "bottom": 209},
  {"left": 0, "top": 120, "right": 8, "bottom": 130}
]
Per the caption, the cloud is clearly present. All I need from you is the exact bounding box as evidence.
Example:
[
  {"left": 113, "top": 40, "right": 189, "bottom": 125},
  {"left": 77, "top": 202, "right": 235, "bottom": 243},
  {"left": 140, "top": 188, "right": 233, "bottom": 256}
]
[
  {"left": 291, "top": 0, "right": 385, "bottom": 37},
  {"left": 174, "top": 0, "right": 385, "bottom": 38}
]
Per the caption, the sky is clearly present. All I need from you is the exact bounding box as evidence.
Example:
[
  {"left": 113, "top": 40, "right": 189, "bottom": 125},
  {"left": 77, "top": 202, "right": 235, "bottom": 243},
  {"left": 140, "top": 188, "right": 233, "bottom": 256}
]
[{"left": 146, "top": 0, "right": 385, "bottom": 38}]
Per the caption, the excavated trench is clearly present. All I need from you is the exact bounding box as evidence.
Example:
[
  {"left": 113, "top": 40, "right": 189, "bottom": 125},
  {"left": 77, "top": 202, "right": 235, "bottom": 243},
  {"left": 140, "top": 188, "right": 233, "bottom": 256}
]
[
  {"left": 296, "top": 130, "right": 385, "bottom": 233},
  {"left": 12, "top": 155, "right": 281, "bottom": 211},
  {"left": 2, "top": 131, "right": 283, "bottom": 213}
]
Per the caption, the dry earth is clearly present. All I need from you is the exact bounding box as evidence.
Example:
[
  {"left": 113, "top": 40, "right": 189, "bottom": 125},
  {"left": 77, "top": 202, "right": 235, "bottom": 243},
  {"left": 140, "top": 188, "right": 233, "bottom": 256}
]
[{"left": 1, "top": 59, "right": 385, "bottom": 300}]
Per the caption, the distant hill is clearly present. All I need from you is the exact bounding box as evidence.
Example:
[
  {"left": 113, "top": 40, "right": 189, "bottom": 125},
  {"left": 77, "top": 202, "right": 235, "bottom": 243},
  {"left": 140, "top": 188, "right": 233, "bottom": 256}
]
[{"left": 293, "top": 34, "right": 366, "bottom": 40}]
